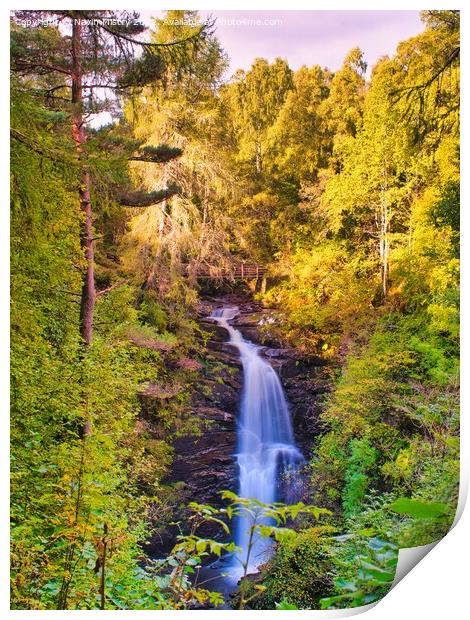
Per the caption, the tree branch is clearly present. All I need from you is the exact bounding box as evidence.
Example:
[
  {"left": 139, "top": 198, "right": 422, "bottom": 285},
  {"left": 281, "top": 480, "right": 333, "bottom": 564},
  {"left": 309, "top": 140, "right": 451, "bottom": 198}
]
[
  {"left": 391, "top": 46, "right": 460, "bottom": 99},
  {"left": 11, "top": 59, "right": 72, "bottom": 76},
  {"left": 100, "top": 23, "right": 207, "bottom": 49},
  {"left": 129, "top": 145, "right": 182, "bottom": 164},
  {"left": 119, "top": 185, "right": 180, "bottom": 207},
  {"left": 96, "top": 280, "right": 127, "bottom": 297},
  {"left": 10, "top": 128, "right": 76, "bottom": 164}
]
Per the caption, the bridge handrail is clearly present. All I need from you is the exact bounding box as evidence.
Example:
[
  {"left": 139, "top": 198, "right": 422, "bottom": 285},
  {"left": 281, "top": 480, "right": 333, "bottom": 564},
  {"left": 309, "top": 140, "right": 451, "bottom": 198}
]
[{"left": 183, "top": 262, "right": 267, "bottom": 279}]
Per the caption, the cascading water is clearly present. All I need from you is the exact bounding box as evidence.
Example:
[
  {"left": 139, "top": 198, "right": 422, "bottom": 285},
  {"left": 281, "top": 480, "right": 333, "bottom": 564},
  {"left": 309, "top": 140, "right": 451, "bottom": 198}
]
[{"left": 211, "top": 306, "right": 303, "bottom": 577}]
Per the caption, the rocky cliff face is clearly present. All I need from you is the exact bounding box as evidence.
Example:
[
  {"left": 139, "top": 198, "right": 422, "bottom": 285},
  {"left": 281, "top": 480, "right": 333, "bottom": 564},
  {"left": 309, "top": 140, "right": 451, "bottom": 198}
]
[{"left": 171, "top": 318, "right": 241, "bottom": 509}]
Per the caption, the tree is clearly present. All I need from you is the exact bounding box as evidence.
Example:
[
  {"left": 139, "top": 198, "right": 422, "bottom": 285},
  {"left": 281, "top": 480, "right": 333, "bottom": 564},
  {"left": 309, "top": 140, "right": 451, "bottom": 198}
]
[
  {"left": 226, "top": 58, "right": 293, "bottom": 175},
  {"left": 11, "top": 11, "right": 216, "bottom": 609},
  {"left": 121, "top": 11, "right": 232, "bottom": 292},
  {"left": 391, "top": 11, "right": 459, "bottom": 147},
  {"left": 11, "top": 10, "right": 212, "bottom": 351},
  {"left": 322, "top": 48, "right": 366, "bottom": 138},
  {"left": 268, "top": 64, "right": 332, "bottom": 182}
]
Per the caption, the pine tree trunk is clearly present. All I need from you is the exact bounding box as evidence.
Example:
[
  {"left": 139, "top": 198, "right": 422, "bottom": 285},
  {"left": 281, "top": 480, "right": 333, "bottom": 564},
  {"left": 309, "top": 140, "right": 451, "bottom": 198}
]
[
  {"left": 71, "top": 16, "right": 95, "bottom": 348},
  {"left": 58, "top": 19, "right": 94, "bottom": 609}
]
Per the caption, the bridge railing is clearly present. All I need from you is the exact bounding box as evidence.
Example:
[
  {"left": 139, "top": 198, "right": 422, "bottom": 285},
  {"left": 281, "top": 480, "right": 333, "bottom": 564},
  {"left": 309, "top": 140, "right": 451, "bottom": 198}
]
[{"left": 183, "top": 263, "right": 267, "bottom": 280}]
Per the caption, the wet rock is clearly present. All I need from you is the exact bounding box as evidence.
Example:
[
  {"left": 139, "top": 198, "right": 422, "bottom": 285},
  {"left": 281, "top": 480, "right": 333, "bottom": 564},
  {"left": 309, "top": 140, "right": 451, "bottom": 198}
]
[
  {"left": 232, "top": 313, "right": 264, "bottom": 328},
  {"left": 149, "top": 420, "right": 238, "bottom": 555},
  {"left": 171, "top": 396, "right": 238, "bottom": 493},
  {"left": 150, "top": 319, "right": 243, "bottom": 557},
  {"left": 200, "top": 319, "right": 230, "bottom": 342},
  {"left": 206, "top": 349, "right": 242, "bottom": 370},
  {"left": 197, "top": 300, "right": 218, "bottom": 317},
  {"left": 281, "top": 373, "right": 331, "bottom": 450},
  {"left": 262, "top": 347, "right": 291, "bottom": 358},
  {"left": 172, "top": 431, "right": 237, "bottom": 481},
  {"left": 259, "top": 347, "right": 327, "bottom": 380},
  {"left": 206, "top": 340, "right": 240, "bottom": 358},
  {"left": 194, "top": 405, "right": 236, "bottom": 427},
  {"left": 236, "top": 326, "right": 261, "bottom": 342},
  {"left": 206, "top": 380, "right": 240, "bottom": 413}
]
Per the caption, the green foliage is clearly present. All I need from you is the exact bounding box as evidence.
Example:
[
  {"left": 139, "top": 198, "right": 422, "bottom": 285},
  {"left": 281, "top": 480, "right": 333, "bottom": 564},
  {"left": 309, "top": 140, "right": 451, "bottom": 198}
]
[
  {"left": 253, "top": 527, "right": 335, "bottom": 609},
  {"left": 322, "top": 47, "right": 367, "bottom": 141},
  {"left": 145, "top": 501, "right": 239, "bottom": 609},
  {"left": 320, "top": 536, "right": 397, "bottom": 609},
  {"left": 311, "top": 311, "right": 459, "bottom": 521},
  {"left": 219, "top": 492, "right": 331, "bottom": 609},
  {"left": 227, "top": 57, "right": 293, "bottom": 174},
  {"left": 268, "top": 64, "right": 331, "bottom": 180},
  {"left": 388, "top": 498, "right": 451, "bottom": 520},
  {"left": 343, "top": 438, "right": 378, "bottom": 517},
  {"left": 431, "top": 180, "right": 460, "bottom": 233},
  {"left": 138, "top": 291, "right": 169, "bottom": 331},
  {"left": 275, "top": 599, "right": 299, "bottom": 609},
  {"left": 10, "top": 41, "right": 218, "bottom": 608}
]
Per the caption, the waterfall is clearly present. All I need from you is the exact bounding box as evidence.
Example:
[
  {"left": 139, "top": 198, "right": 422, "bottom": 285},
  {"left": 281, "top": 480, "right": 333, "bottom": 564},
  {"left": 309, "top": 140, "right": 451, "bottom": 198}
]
[{"left": 211, "top": 306, "right": 303, "bottom": 576}]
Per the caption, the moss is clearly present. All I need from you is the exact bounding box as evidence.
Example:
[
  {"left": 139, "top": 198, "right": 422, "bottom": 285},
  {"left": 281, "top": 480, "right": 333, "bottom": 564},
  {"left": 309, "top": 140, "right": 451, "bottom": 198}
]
[{"left": 245, "top": 527, "right": 334, "bottom": 609}]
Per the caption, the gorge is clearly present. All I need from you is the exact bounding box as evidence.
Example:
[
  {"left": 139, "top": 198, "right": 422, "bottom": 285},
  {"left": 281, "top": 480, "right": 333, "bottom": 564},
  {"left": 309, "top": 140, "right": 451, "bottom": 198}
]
[{"left": 144, "top": 294, "right": 333, "bottom": 597}]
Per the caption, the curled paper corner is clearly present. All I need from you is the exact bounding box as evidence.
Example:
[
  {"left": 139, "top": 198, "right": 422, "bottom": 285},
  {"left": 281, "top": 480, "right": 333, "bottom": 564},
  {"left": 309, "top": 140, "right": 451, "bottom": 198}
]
[
  {"left": 314, "top": 603, "right": 378, "bottom": 618},
  {"left": 268, "top": 602, "right": 378, "bottom": 618},
  {"left": 391, "top": 540, "right": 439, "bottom": 588},
  {"left": 390, "top": 475, "right": 468, "bottom": 592},
  {"left": 270, "top": 481, "right": 468, "bottom": 618},
  {"left": 320, "top": 485, "right": 468, "bottom": 618}
]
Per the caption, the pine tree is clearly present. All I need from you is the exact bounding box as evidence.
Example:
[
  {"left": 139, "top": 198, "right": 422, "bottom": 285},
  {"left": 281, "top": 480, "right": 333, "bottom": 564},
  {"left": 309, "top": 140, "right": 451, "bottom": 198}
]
[{"left": 11, "top": 10, "right": 213, "bottom": 352}]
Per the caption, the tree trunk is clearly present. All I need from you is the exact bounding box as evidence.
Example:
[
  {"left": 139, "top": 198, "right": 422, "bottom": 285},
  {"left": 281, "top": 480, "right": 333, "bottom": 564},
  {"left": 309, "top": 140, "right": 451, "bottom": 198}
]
[
  {"left": 71, "top": 16, "right": 95, "bottom": 348},
  {"left": 57, "top": 19, "right": 95, "bottom": 609},
  {"left": 100, "top": 523, "right": 108, "bottom": 610},
  {"left": 255, "top": 140, "right": 262, "bottom": 174},
  {"left": 378, "top": 183, "right": 390, "bottom": 300},
  {"left": 158, "top": 168, "right": 169, "bottom": 239}
]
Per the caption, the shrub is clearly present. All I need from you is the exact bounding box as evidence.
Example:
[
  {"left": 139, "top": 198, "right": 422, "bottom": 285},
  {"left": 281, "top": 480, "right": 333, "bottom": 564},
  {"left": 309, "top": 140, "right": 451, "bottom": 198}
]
[{"left": 252, "top": 527, "right": 334, "bottom": 609}]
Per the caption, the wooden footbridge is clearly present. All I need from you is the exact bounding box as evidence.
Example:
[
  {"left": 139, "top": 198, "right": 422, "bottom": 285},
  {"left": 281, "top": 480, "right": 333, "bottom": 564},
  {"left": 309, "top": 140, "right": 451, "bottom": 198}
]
[{"left": 185, "top": 263, "right": 267, "bottom": 281}]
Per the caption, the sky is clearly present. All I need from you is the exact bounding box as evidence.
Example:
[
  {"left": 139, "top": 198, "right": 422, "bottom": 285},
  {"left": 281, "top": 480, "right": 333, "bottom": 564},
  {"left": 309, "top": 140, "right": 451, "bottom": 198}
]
[
  {"left": 142, "top": 10, "right": 425, "bottom": 78},
  {"left": 90, "top": 10, "right": 425, "bottom": 127}
]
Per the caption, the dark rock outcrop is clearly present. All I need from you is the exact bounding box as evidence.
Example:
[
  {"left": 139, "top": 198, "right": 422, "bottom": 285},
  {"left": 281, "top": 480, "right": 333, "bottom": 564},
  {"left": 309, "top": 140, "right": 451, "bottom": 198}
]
[
  {"left": 199, "top": 318, "right": 229, "bottom": 342},
  {"left": 170, "top": 357, "right": 241, "bottom": 501}
]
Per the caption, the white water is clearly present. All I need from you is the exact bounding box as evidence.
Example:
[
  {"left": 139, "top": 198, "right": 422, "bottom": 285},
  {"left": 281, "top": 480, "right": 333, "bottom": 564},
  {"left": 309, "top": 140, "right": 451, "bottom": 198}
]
[{"left": 211, "top": 306, "right": 303, "bottom": 576}]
